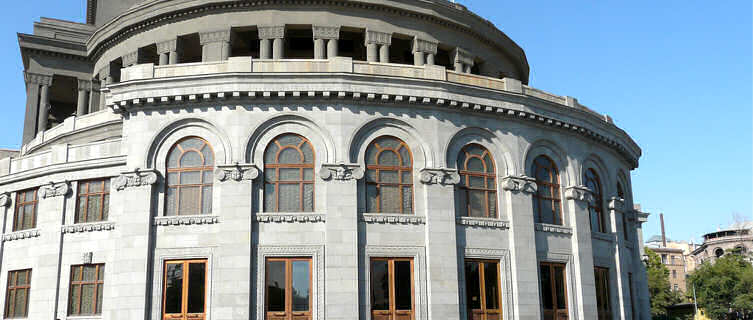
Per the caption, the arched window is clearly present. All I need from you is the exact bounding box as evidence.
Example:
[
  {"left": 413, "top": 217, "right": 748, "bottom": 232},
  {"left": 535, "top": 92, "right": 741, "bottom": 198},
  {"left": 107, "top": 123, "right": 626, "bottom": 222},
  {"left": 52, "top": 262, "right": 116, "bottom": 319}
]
[
  {"left": 585, "top": 168, "right": 605, "bottom": 233},
  {"left": 618, "top": 182, "right": 630, "bottom": 240},
  {"left": 457, "top": 144, "right": 497, "bottom": 218},
  {"left": 165, "top": 137, "right": 214, "bottom": 216},
  {"left": 532, "top": 156, "right": 562, "bottom": 225},
  {"left": 714, "top": 248, "right": 724, "bottom": 258},
  {"left": 365, "top": 136, "right": 413, "bottom": 214},
  {"left": 264, "top": 134, "right": 315, "bottom": 212}
]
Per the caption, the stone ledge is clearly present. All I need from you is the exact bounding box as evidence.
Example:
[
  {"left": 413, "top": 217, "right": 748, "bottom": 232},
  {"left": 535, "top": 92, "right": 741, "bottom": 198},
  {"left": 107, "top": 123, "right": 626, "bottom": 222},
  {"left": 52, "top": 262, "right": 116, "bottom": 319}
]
[
  {"left": 2, "top": 229, "right": 41, "bottom": 242},
  {"left": 62, "top": 221, "right": 116, "bottom": 234},
  {"left": 360, "top": 213, "right": 425, "bottom": 225},
  {"left": 153, "top": 215, "right": 220, "bottom": 226},
  {"left": 256, "top": 213, "right": 326, "bottom": 223},
  {"left": 456, "top": 217, "right": 509, "bottom": 229},
  {"left": 535, "top": 223, "right": 573, "bottom": 235},
  {"left": 592, "top": 231, "right": 616, "bottom": 242}
]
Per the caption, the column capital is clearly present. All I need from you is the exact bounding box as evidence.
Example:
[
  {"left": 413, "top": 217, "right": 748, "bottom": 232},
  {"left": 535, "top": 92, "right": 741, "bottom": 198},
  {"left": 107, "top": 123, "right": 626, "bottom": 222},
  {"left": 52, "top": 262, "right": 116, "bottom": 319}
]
[
  {"left": 501, "top": 175, "right": 537, "bottom": 194},
  {"left": 77, "top": 79, "right": 92, "bottom": 91},
  {"left": 312, "top": 25, "right": 340, "bottom": 40},
  {"left": 215, "top": 163, "right": 260, "bottom": 182},
  {"left": 452, "top": 47, "right": 474, "bottom": 66},
  {"left": 412, "top": 37, "right": 438, "bottom": 54},
  {"left": 608, "top": 196, "right": 625, "bottom": 212},
  {"left": 156, "top": 39, "right": 178, "bottom": 54},
  {"left": 320, "top": 163, "right": 363, "bottom": 181},
  {"left": 0, "top": 192, "right": 11, "bottom": 207},
  {"left": 121, "top": 50, "right": 138, "bottom": 67},
  {"left": 258, "top": 25, "right": 285, "bottom": 40},
  {"left": 419, "top": 167, "right": 460, "bottom": 185},
  {"left": 564, "top": 185, "right": 595, "bottom": 204},
  {"left": 24, "top": 72, "right": 52, "bottom": 86},
  {"left": 365, "top": 29, "right": 392, "bottom": 45},
  {"left": 199, "top": 29, "right": 232, "bottom": 44},
  {"left": 112, "top": 168, "right": 160, "bottom": 191}
]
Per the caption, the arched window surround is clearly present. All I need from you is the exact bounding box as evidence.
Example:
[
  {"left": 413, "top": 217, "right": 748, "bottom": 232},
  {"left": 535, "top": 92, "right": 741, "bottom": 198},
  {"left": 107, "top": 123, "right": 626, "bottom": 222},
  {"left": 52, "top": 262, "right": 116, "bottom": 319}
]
[
  {"left": 456, "top": 143, "right": 497, "bottom": 218},
  {"left": 584, "top": 168, "right": 606, "bottom": 234},
  {"left": 262, "top": 133, "right": 316, "bottom": 212},
  {"left": 364, "top": 135, "right": 414, "bottom": 214},
  {"left": 531, "top": 155, "right": 563, "bottom": 225}
]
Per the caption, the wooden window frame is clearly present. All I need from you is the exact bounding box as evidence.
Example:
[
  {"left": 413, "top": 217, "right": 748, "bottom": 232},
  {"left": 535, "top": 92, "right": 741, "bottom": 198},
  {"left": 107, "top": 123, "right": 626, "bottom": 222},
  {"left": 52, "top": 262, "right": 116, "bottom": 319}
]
[
  {"left": 585, "top": 169, "right": 606, "bottom": 233},
  {"left": 68, "top": 264, "right": 105, "bottom": 316},
  {"left": 532, "top": 156, "right": 562, "bottom": 225},
  {"left": 165, "top": 137, "right": 214, "bottom": 216},
  {"left": 4, "top": 269, "right": 31, "bottom": 318},
  {"left": 263, "top": 134, "right": 316, "bottom": 212},
  {"left": 594, "top": 267, "right": 612, "bottom": 320},
  {"left": 365, "top": 136, "right": 414, "bottom": 214},
  {"left": 264, "top": 257, "right": 313, "bottom": 320},
  {"left": 75, "top": 179, "right": 110, "bottom": 223},
  {"left": 162, "top": 259, "right": 207, "bottom": 320},
  {"left": 13, "top": 189, "right": 38, "bottom": 232},
  {"left": 458, "top": 144, "right": 498, "bottom": 219},
  {"left": 540, "top": 262, "right": 568, "bottom": 320},
  {"left": 464, "top": 259, "right": 503, "bottom": 320},
  {"left": 370, "top": 257, "right": 415, "bottom": 320}
]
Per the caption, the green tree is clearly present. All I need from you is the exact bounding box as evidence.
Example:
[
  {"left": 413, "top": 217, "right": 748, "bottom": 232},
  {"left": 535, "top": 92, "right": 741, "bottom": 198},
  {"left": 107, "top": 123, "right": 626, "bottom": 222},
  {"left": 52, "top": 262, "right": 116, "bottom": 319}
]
[
  {"left": 645, "top": 248, "right": 684, "bottom": 319},
  {"left": 688, "top": 253, "right": 753, "bottom": 319}
]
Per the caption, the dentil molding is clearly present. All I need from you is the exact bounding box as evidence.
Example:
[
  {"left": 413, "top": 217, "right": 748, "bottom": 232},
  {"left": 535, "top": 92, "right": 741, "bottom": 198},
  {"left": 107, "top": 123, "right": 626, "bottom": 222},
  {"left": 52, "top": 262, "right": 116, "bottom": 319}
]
[
  {"left": 319, "top": 163, "right": 363, "bottom": 181},
  {"left": 419, "top": 168, "right": 460, "bottom": 185},
  {"left": 361, "top": 213, "right": 425, "bottom": 225},
  {"left": 2, "top": 229, "right": 41, "bottom": 242},
  {"left": 535, "top": 223, "right": 573, "bottom": 235},
  {"left": 62, "top": 221, "right": 116, "bottom": 234},
  {"left": 501, "top": 175, "right": 537, "bottom": 194},
  {"left": 154, "top": 215, "right": 220, "bottom": 226},
  {"left": 256, "top": 213, "right": 326, "bottom": 223},
  {"left": 39, "top": 181, "right": 70, "bottom": 199},
  {"left": 215, "top": 163, "right": 259, "bottom": 182},
  {"left": 113, "top": 168, "right": 159, "bottom": 191},
  {"left": 456, "top": 217, "right": 509, "bottom": 229}
]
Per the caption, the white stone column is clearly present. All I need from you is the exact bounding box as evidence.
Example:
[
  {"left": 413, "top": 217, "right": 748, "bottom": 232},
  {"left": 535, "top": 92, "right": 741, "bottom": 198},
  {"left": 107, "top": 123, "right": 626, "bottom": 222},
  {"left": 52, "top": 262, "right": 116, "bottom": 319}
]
[
  {"left": 0, "top": 193, "right": 10, "bottom": 274},
  {"left": 98, "top": 66, "right": 112, "bottom": 112},
  {"left": 419, "top": 168, "right": 462, "bottom": 320},
  {"left": 452, "top": 47, "right": 474, "bottom": 73},
  {"left": 156, "top": 39, "right": 178, "bottom": 65},
  {"left": 88, "top": 79, "right": 100, "bottom": 113},
  {"left": 313, "top": 26, "right": 340, "bottom": 59},
  {"left": 259, "top": 25, "right": 285, "bottom": 60},
  {"left": 76, "top": 79, "right": 91, "bottom": 117},
  {"left": 37, "top": 79, "right": 51, "bottom": 135},
  {"left": 199, "top": 29, "right": 232, "bottom": 62},
  {"left": 365, "top": 30, "right": 392, "bottom": 63},
  {"left": 22, "top": 72, "right": 51, "bottom": 142},
  {"left": 412, "top": 38, "right": 438, "bottom": 66},
  {"left": 320, "top": 164, "right": 362, "bottom": 320},
  {"left": 260, "top": 38, "right": 271, "bottom": 59},
  {"left": 501, "top": 175, "right": 541, "bottom": 320},
  {"left": 366, "top": 43, "right": 378, "bottom": 62},
  {"left": 564, "top": 185, "right": 599, "bottom": 320},
  {"left": 327, "top": 39, "right": 339, "bottom": 59},
  {"left": 314, "top": 38, "right": 326, "bottom": 59}
]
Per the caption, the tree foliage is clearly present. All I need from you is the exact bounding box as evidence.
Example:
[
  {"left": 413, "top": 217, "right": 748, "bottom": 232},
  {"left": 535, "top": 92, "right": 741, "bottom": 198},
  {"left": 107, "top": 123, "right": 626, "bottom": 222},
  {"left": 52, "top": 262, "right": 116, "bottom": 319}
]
[
  {"left": 688, "top": 253, "right": 753, "bottom": 319},
  {"left": 645, "top": 248, "right": 684, "bottom": 319}
]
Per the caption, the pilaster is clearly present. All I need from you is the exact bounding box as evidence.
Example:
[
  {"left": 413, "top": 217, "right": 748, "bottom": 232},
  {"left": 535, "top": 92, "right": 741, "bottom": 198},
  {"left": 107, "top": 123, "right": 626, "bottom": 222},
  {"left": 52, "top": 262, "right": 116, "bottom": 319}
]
[
  {"left": 199, "top": 29, "right": 232, "bottom": 62},
  {"left": 564, "top": 185, "right": 598, "bottom": 320}
]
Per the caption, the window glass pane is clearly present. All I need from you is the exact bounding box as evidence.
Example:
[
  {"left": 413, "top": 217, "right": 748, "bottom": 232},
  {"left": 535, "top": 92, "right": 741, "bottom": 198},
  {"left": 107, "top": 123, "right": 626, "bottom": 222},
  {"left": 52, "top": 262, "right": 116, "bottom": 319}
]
[
  {"left": 399, "top": 147, "right": 411, "bottom": 167},
  {"left": 487, "top": 177, "right": 496, "bottom": 190},
  {"left": 370, "top": 260, "right": 389, "bottom": 310},
  {"left": 168, "top": 147, "right": 181, "bottom": 168},
  {"left": 201, "top": 186, "right": 212, "bottom": 214},
  {"left": 187, "top": 262, "right": 206, "bottom": 313},
  {"left": 77, "top": 197, "right": 87, "bottom": 223},
  {"left": 301, "top": 143, "right": 314, "bottom": 164},
  {"left": 366, "top": 169, "right": 377, "bottom": 182},
  {"left": 303, "top": 184, "right": 314, "bottom": 212},
  {"left": 540, "top": 265, "right": 553, "bottom": 309},
  {"left": 366, "top": 145, "right": 379, "bottom": 165},
  {"left": 303, "top": 168, "right": 314, "bottom": 181},
  {"left": 78, "top": 182, "right": 89, "bottom": 195},
  {"left": 202, "top": 170, "right": 213, "bottom": 183},
  {"left": 180, "top": 138, "right": 205, "bottom": 151},
  {"left": 488, "top": 192, "right": 497, "bottom": 218},
  {"left": 87, "top": 195, "right": 102, "bottom": 222},
  {"left": 280, "top": 168, "right": 301, "bottom": 181},
  {"left": 469, "top": 190, "right": 484, "bottom": 218},
  {"left": 376, "top": 137, "right": 399, "bottom": 149},
  {"left": 484, "top": 262, "right": 500, "bottom": 309},
  {"left": 104, "top": 179, "right": 110, "bottom": 191},
  {"left": 379, "top": 170, "right": 399, "bottom": 183},
  {"left": 166, "top": 188, "right": 177, "bottom": 216},
  {"left": 465, "top": 261, "right": 481, "bottom": 309},
  {"left": 265, "top": 143, "right": 279, "bottom": 164},
  {"left": 98, "top": 265, "right": 105, "bottom": 280},
  {"left": 402, "top": 186, "right": 412, "bottom": 214},
  {"left": 201, "top": 145, "right": 214, "bottom": 165},
  {"left": 590, "top": 208, "right": 601, "bottom": 233},
  {"left": 69, "top": 285, "right": 80, "bottom": 315},
  {"left": 394, "top": 260, "right": 412, "bottom": 310},
  {"left": 401, "top": 171, "right": 412, "bottom": 184},
  {"left": 167, "top": 172, "right": 179, "bottom": 185},
  {"left": 96, "top": 284, "right": 103, "bottom": 314},
  {"left": 180, "top": 151, "right": 203, "bottom": 167},
  {"left": 265, "top": 169, "right": 277, "bottom": 183},
  {"left": 541, "top": 199, "right": 554, "bottom": 225},
  {"left": 366, "top": 184, "right": 378, "bottom": 212},
  {"left": 267, "top": 261, "right": 286, "bottom": 312},
  {"left": 181, "top": 171, "right": 201, "bottom": 185},
  {"left": 379, "top": 185, "right": 400, "bottom": 213},
  {"left": 278, "top": 148, "right": 302, "bottom": 164},
  {"left": 484, "top": 155, "right": 494, "bottom": 173},
  {"left": 264, "top": 184, "right": 276, "bottom": 211},
  {"left": 83, "top": 265, "right": 97, "bottom": 281},
  {"left": 467, "top": 158, "right": 484, "bottom": 172},
  {"left": 279, "top": 184, "right": 301, "bottom": 212},
  {"left": 378, "top": 151, "right": 399, "bottom": 166},
  {"left": 72, "top": 267, "right": 81, "bottom": 281},
  {"left": 538, "top": 184, "right": 552, "bottom": 198},
  {"left": 554, "top": 266, "right": 567, "bottom": 309},
  {"left": 81, "top": 284, "right": 94, "bottom": 314},
  {"left": 102, "top": 195, "right": 109, "bottom": 221},
  {"left": 15, "top": 288, "right": 26, "bottom": 317},
  {"left": 23, "top": 205, "right": 34, "bottom": 229},
  {"left": 179, "top": 187, "right": 201, "bottom": 215},
  {"left": 469, "top": 176, "right": 485, "bottom": 188},
  {"left": 164, "top": 263, "right": 183, "bottom": 314},
  {"left": 292, "top": 260, "right": 311, "bottom": 311},
  {"left": 89, "top": 181, "right": 102, "bottom": 193},
  {"left": 277, "top": 134, "right": 301, "bottom": 146}
]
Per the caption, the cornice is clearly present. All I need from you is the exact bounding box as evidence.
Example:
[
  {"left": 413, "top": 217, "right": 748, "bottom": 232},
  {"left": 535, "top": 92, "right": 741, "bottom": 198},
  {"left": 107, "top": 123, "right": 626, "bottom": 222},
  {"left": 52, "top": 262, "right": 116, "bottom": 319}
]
[
  {"left": 535, "top": 223, "right": 573, "bottom": 235},
  {"left": 2, "top": 229, "right": 41, "bottom": 242}
]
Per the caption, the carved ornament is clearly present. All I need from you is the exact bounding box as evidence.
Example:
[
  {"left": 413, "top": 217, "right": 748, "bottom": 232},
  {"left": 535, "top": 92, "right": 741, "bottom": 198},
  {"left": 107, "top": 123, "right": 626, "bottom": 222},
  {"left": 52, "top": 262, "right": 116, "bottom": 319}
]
[
  {"left": 413, "top": 38, "right": 438, "bottom": 54},
  {"left": 0, "top": 193, "right": 11, "bottom": 207},
  {"left": 564, "top": 185, "right": 594, "bottom": 204},
  {"left": 24, "top": 72, "right": 52, "bottom": 86},
  {"left": 156, "top": 39, "right": 178, "bottom": 54},
  {"left": 121, "top": 51, "right": 138, "bottom": 67},
  {"left": 365, "top": 30, "right": 392, "bottom": 45},
  {"left": 258, "top": 25, "right": 285, "bottom": 40},
  {"left": 199, "top": 29, "right": 232, "bottom": 44},
  {"left": 501, "top": 175, "right": 537, "bottom": 194},
  {"left": 419, "top": 168, "right": 460, "bottom": 185},
  {"left": 320, "top": 163, "right": 363, "bottom": 181},
  {"left": 39, "top": 181, "right": 70, "bottom": 199},
  {"left": 608, "top": 196, "right": 625, "bottom": 212},
  {"left": 113, "top": 168, "right": 159, "bottom": 191},
  {"left": 312, "top": 26, "right": 340, "bottom": 40},
  {"left": 452, "top": 47, "right": 474, "bottom": 66},
  {"left": 215, "top": 163, "right": 259, "bottom": 182}
]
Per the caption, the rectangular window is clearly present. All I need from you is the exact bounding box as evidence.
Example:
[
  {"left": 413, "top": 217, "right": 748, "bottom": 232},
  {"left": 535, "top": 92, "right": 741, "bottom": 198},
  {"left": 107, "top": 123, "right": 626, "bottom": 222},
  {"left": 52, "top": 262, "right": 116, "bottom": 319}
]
[
  {"left": 370, "top": 257, "right": 414, "bottom": 320},
  {"left": 75, "top": 179, "right": 110, "bottom": 223},
  {"left": 68, "top": 264, "right": 104, "bottom": 316},
  {"left": 465, "top": 260, "right": 502, "bottom": 320},
  {"left": 540, "top": 262, "right": 567, "bottom": 320},
  {"left": 594, "top": 267, "right": 612, "bottom": 320},
  {"left": 162, "top": 259, "right": 207, "bottom": 320},
  {"left": 13, "top": 189, "right": 38, "bottom": 231},
  {"left": 265, "top": 257, "right": 312, "bottom": 320},
  {"left": 4, "top": 269, "right": 31, "bottom": 318}
]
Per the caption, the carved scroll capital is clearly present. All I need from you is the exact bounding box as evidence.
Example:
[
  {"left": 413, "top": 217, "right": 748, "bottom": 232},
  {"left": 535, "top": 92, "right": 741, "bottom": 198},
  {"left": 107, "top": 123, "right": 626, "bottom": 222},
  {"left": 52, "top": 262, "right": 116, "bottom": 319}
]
[
  {"left": 0, "top": 193, "right": 11, "bottom": 207},
  {"left": 501, "top": 175, "right": 537, "bottom": 194},
  {"left": 38, "top": 181, "right": 70, "bottom": 199},
  {"left": 215, "top": 164, "right": 259, "bottom": 182},
  {"left": 199, "top": 29, "right": 232, "bottom": 44},
  {"left": 452, "top": 47, "right": 474, "bottom": 66},
  {"left": 312, "top": 25, "right": 340, "bottom": 40},
  {"left": 564, "top": 185, "right": 595, "bottom": 204},
  {"left": 365, "top": 29, "right": 392, "bottom": 45},
  {"left": 258, "top": 25, "right": 285, "bottom": 40},
  {"left": 608, "top": 196, "right": 625, "bottom": 212},
  {"left": 320, "top": 163, "right": 363, "bottom": 181},
  {"left": 412, "top": 38, "right": 438, "bottom": 54},
  {"left": 121, "top": 50, "right": 138, "bottom": 67},
  {"left": 24, "top": 72, "right": 52, "bottom": 86},
  {"left": 419, "top": 168, "right": 460, "bottom": 185},
  {"left": 156, "top": 39, "right": 178, "bottom": 54},
  {"left": 113, "top": 168, "right": 159, "bottom": 191}
]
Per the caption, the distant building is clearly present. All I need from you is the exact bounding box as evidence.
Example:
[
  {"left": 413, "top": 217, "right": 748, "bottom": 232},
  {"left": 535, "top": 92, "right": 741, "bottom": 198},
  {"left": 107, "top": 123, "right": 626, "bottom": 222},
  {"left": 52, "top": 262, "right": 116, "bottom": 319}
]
[
  {"left": 645, "top": 214, "right": 700, "bottom": 292},
  {"left": 691, "top": 221, "right": 753, "bottom": 265}
]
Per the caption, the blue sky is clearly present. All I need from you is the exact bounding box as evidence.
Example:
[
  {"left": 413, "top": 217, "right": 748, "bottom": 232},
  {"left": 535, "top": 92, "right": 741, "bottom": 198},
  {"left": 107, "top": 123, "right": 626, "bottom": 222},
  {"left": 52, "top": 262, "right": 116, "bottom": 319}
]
[{"left": 0, "top": 1, "right": 750, "bottom": 243}]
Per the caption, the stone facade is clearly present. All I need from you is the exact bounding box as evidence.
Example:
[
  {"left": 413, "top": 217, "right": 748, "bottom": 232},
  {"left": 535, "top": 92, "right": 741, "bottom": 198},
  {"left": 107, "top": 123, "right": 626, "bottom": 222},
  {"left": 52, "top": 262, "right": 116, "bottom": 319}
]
[
  {"left": 2, "top": 1, "right": 651, "bottom": 319},
  {"left": 691, "top": 221, "right": 753, "bottom": 265}
]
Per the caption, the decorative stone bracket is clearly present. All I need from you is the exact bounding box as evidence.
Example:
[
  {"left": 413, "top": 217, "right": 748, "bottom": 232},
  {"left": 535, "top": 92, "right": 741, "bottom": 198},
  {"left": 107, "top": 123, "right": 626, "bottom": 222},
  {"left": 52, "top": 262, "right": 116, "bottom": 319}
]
[
  {"left": 258, "top": 25, "right": 285, "bottom": 40},
  {"left": 113, "top": 168, "right": 159, "bottom": 191},
  {"left": 0, "top": 193, "right": 11, "bottom": 207},
  {"left": 419, "top": 168, "right": 460, "bottom": 185},
  {"left": 320, "top": 163, "right": 363, "bottom": 181},
  {"left": 39, "top": 181, "right": 70, "bottom": 199},
  {"left": 564, "top": 185, "right": 595, "bottom": 205},
  {"left": 312, "top": 26, "right": 340, "bottom": 40},
  {"left": 501, "top": 175, "right": 537, "bottom": 194},
  {"left": 215, "top": 163, "right": 259, "bottom": 182},
  {"left": 608, "top": 196, "right": 625, "bottom": 212}
]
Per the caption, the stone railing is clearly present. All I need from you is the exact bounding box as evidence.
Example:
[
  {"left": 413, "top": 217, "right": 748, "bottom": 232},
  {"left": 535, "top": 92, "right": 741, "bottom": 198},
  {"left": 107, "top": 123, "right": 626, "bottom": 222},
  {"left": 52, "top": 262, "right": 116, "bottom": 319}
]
[
  {"left": 0, "top": 139, "right": 123, "bottom": 177},
  {"left": 21, "top": 110, "right": 122, "bottom": 155},
  {"left": 118, "top": 57, "right": 606, "bottom": 121}
]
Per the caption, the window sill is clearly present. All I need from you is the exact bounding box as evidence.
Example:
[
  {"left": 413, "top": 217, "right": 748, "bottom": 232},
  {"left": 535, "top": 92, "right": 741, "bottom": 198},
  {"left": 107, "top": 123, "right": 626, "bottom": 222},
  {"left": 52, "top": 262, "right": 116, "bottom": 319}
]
[
  {"left": 256, "top": 213, "right": 326, "bottom": 223},
  {"left": 153, "top": 215, "right": 219, "bottom": 226},
  {"left": 62, "top": 221, "right": 115, "bottom": 234},
  {"left": 360, "top": 213, "right": 425, "bottom": 225},
  {"left": 592, "top": 231, "right": 616, "bottom": 242},
  {"left": 65, "top": 316, "right": 102, "bottom": 320},
  {"left": 535, "top": 223, "right": 573, "bottom": 235},
  {"left": 456, "top": 216, "right": 509, "bottom": 229},
  {"left": 2, "top": 228, "right": 41, "bottom": 242}
]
